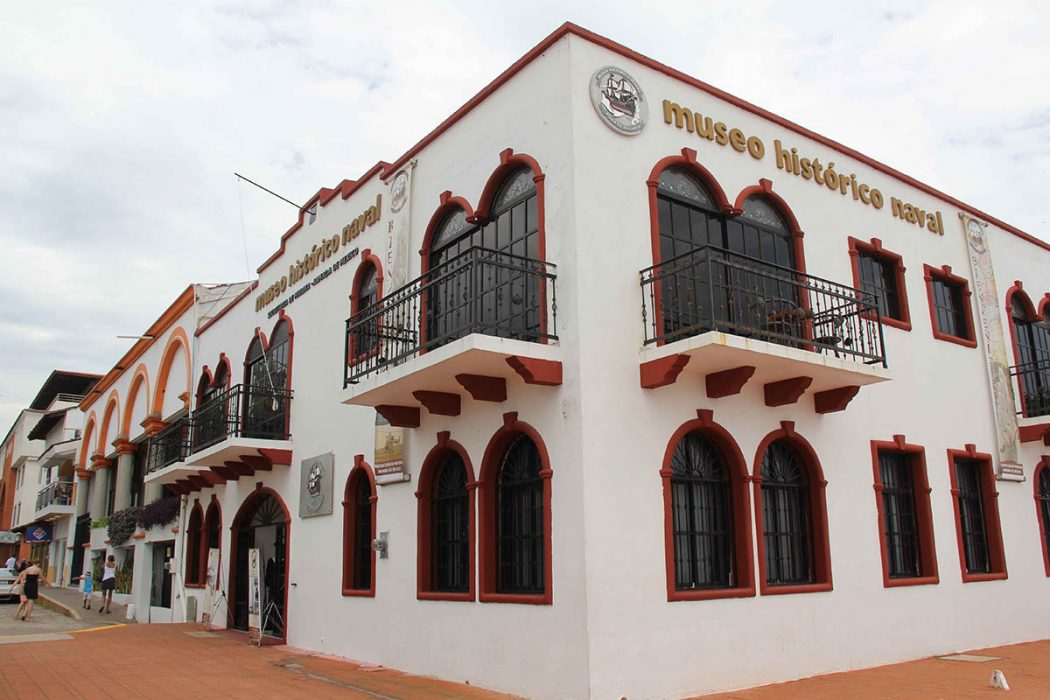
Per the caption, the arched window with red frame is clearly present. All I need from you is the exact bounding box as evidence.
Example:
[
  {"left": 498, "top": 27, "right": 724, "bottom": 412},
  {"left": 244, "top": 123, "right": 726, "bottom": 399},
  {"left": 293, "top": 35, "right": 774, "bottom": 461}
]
[
  {"left": 185, "top": 502, "right": 203, "bottom": 586},
  {"left": 349, "top": 254, "right": 383, "bottom": 363},
  {"left": 342, "top": 458, "right": 376, "bottom": 597},
  {"left": 1007, "top": 290, "right": 1050, "bottom": 417},
  {"left": 416, "top": 436, "right": 475, "bottom": 601},
  {"left": 752, "top": 426, "right": 832, "bottom": 595},
  {"left": 1035, "top": 458, "right": 1050, "bottom": 577},
  {"left": 243, "top": 319, "right": 292, "bottom": 440},
  {"left": 199, "top": 499, "right": 221, "bottom": 585}
]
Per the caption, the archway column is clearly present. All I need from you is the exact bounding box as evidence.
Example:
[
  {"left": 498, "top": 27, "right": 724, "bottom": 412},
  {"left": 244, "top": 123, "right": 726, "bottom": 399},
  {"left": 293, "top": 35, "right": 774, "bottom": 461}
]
[{"left": 113, "top": 440, "right": 137, "bottom": 511}]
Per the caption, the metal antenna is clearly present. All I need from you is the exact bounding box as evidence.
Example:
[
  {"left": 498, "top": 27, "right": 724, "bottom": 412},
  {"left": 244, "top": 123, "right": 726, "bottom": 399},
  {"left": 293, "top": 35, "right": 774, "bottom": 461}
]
[{"left": 234, "top": 173, "right": 305, "bottom": 211}]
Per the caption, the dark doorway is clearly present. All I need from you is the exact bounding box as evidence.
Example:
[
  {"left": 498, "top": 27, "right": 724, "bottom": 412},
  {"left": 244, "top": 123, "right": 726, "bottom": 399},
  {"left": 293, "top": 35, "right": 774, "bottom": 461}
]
[
  {"left": 71, "top": 514, "right": 90, "bottom": 581},
  {"left": 230, "top": 491, "right": 288, "bottom": 639},
  {"left": 150, "top": 541, "right": 174, "bottom": 608}
]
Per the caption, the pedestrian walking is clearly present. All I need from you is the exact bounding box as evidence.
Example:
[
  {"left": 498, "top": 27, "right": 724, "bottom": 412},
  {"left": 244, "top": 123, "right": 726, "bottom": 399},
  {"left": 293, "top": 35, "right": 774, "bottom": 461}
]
[
  {"left": 3, "top": 554, "right": 15, "bottom": 570},
  {"left": 74, "top": 570, "right": 94, "bottom": 609},
  {"left": 100, "top": 555, "right": 117, "bottom": 614},
  {"left": 13, "top": 560, "right": 48, "bottom": 622}
]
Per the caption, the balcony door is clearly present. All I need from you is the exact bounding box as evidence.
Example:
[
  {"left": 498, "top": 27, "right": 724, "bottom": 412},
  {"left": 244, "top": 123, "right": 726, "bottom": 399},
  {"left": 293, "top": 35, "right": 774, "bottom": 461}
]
[
  {"left": 656, "top": 167, "right": 797, "bottom": 341},
  {"left": 1011, "top": 297, "right": 1050, "bottom": 416},
  {"left": 427, "top": 168, "right": 539, "bottom": 348},
  {"left": 244, "top": 322, "right": 290, "bottom": 439}
]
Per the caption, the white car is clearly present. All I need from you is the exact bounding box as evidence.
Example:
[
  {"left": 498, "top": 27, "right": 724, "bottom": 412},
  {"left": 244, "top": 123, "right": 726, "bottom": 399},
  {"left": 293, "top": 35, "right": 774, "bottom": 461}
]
[{"left": 0, "top": 567, "right": 18, "bottom": 602}]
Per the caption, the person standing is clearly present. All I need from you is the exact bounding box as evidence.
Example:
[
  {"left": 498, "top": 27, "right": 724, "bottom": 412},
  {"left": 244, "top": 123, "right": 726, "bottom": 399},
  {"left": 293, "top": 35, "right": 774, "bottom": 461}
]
[
  {"left": 4, "top": 555, "right": 15, "bottom": 570},
  {"left": 13, "top": 560, "right": 48, "bottom": 622},
  {"left": 100, "top": 555, "right": 117, "bottom": 614},
  {"left": 74, "top": 570, "right": 94, "bottom": 610}
]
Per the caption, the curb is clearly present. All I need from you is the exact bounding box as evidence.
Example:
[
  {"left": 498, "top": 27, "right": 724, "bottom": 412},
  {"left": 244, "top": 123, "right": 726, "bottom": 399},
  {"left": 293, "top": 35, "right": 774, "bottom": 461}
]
[{"left": 39, "top": 593, "right": 82, "bottom": 621}]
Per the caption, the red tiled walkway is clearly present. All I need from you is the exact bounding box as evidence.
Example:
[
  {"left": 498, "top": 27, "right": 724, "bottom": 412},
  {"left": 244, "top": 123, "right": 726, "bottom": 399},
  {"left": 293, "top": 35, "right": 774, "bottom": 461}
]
[{"left": 0, "top": 623, "right": 520, "bottom": 699}]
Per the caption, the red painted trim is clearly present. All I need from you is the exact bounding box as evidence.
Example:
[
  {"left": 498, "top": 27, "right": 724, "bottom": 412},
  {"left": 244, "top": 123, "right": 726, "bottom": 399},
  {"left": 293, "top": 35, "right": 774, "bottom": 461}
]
[
  {"left": 923, "top": 264, "right": 978, "bottom": 348},
  {"left": 640, "top": 354, "right": 690, "bottom": 389},
  {"left": 478, "top": 413, "right": 553, "bottom": 604},
  {"left": 348, "top": 250, "right": 385, "bottom": 364},
  {"left": 416, "top": 433, "right": 476, "bottom": 602},
  {"left": 185, "top": 502, "right": 204, "bottom": 585},
  {"left": 705, "top": 366, "right": 755, "bottom": 399},
  {"left": 752, "top": 423, "right": 833, "bottom": 595},
  {"left": 1035, "top": 456, "right": 1050, "bottom": 578},
  {"left": 214, "top": 354, "right": 232, "bottom": 389},
  {"left": 763, "top": 376, "right": 812, "bottom": 407},
  {"left": 946, "top": 445, "right": 1008, "bottom": 582},
  {"left": 847, "top": 237, "right": 912, "bottom": 332},
  {"left": 374, "top": 405, "right": 421, "bottom": 428},
  {"left": 506, "top": 356, "right": 562, "bottom": 386},
  {"left": 195, "top": 281, "right": 258, "bottom": 338},
  {"left": 455, "top": 374, "right": 507, "bottom": 402},
  {"left": 228, "top": 487, "right": 292, "bottom": 643},
  {"left": 411, "top": 391, "right": 461, "bottom": 417},
  {"left": 342, "top": 455, "right": 377, "bottom": 597},
  {"left": 662, "top": 409, "right": 756, "bottom": 601},
  {"left": 196, "top": 367, "right": 213, "bottom": 409},
  {"left": 870, "top": 436, "right": 939, "bottom": 588},
  {"left": 97, "top": 391, "right": 122, "bottom": 458},
  {"left": 1004, "top": 283, "right": 1042, "bottom": 417},
  {"left": 152, "top": 327, "right": 192, "bottom": 417},
  {"left": 198, "top": 499, "right": 222, "bottom": 590},
  {"left": 419, "top": 196, "right": 477, "bottom": 272},
  {"left": 813, "top": 385, "right": 860, "bottom": 414}
]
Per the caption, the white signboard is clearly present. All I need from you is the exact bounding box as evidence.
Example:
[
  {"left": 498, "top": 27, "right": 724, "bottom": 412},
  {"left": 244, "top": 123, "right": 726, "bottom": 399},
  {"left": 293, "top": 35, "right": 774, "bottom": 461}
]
[
  {"left": 201, "top": 547, "right": 220, "bottom": 625},
  {"left": 247, "top": 548, "right": 262, "bottom": 644}
]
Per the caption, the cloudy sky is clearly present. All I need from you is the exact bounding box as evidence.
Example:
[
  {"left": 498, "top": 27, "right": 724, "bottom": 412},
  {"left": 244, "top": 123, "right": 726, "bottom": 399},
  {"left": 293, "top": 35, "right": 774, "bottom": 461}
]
[{"left": 1, "top": 1, "right": 1048, "bottom": 432}]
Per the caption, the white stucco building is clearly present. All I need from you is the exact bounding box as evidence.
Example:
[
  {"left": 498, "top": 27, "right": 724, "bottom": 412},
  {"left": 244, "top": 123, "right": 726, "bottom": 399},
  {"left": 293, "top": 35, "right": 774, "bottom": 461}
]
[{"left": 37, "top": 22, "right": 1050, "bottom": 699}]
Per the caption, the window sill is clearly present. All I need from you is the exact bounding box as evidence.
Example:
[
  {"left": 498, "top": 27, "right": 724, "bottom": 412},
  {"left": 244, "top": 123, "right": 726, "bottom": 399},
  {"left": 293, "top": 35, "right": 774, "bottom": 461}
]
[
  {"left": 342, "top": 587, "right": 376, "bottom": 598},
  {"left": 861, "top": 311, "right": 911, "bottom": 332},
  {"left": 931, "top": 330, "right": 977, "bottom": 348},
  {"left": 479, "top": 591, "right": 551, "bottom": 605},
  {"left": 759, "top": 581, "right": 833, "bottom": 596},
  {"left": 884, "top": 575, "right": 939, "bottom": 588},
  {"left": 667, "top": 585, "right": 756, "bottom": 602},
  {"left": 961, "top": 571, "right": 1008, "bottom": 583},
  {"left": 184, "top": 582, "right": 206, "bottom": 590},
  {"left": 417, "top": 591, "right": 475, "bottom": 602}
]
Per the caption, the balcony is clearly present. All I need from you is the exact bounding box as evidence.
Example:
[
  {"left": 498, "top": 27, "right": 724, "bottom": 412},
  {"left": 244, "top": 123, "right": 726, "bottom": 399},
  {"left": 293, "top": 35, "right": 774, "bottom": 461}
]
[
  {"left": 35, "top": 481, "right": 74, "bottom": 521},
  {"left": 1012, "top": 359, "right": 1050, "bottom": 443},
  {"left": 143, "top": 416, "right": 195, "bottom": 484},
  {"left": 639, "top": 245, "right": 890, "bottom": 412},
  {"left": 341, "top": 247, "right": 562, "bottom": 424}
]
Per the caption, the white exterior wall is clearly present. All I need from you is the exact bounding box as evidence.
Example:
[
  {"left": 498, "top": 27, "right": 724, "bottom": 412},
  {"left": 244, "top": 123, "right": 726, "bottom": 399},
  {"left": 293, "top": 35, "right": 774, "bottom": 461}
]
[{"left": 565, "top": 35, "right": 1050, "bottom": 699}]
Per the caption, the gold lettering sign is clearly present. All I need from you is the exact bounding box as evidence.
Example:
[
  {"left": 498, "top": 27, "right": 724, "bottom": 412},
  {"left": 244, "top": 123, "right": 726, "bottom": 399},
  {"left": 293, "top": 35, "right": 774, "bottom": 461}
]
[{"left": 256, "top": 194, "right": 383, "bottom": 311}]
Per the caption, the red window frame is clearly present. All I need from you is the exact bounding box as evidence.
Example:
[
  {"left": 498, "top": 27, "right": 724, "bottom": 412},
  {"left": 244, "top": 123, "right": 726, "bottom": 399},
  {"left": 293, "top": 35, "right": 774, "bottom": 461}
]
[
  {"left": 1035, "top": 456, "right": 1050, "bottom": 577},
  {"left": 416, "top": 432, "right": 476, "bottom": 601},
  {"left": 947, "top": 445, "right": 1007, "bottom": 582},
  {"left": 341, "top": 455, "right": 377, "bottom": 597},
  {"left": 661, "top": 409, "right": 755, "bottom": 601},
  {"left": 870, "top": 436, "right": 938, "bottom": 587},
  {"left": 347, "top": 250, "right": 384, "bottom": 365},
  {"left": 477, "top": 412, "right": 552, "bottom": 605},
  {"left": 923, "top": 264, "right": 977, "bottom": 348},
  {"left": 848, "top": 237, "right": 911, "bottom": 331},
  {"left": 752, "top": 422, "right": 833, "bottom": 596},
  {"left": 184, "top": 502, "right": 204, "bottom": 587}
]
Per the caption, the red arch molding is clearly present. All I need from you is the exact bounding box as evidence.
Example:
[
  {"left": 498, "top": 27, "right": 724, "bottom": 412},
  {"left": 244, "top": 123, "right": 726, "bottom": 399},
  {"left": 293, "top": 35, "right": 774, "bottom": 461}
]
[
  {"left": 342, "top": 455, "right": 378, "bottom": 597},
  {"left": 185, "top": 502, "right": 205, "bottom": 588},
  {"left": 477, "top": 412, "right": 553, "bottom": 605},
  {"left": 1004, "top": 281, "right": 1041, "bottom": 416},
  {"left": 199, "top": 497, "right": 222, "bottom": 592},
  {"left": 661, "top": 409, "right": 755, "bottom": 601},
  {"left": 416, "top": 432, "right": 477, "bottom": 601},
  {"left": 228, "top": 487, "right": 292, "bottom": 642},
  {"left": 751, "top": 421, "right": 833, "bottom": 596},
  {"left": 1035, "top": 456, "right": 1050, "bottom": 578}
]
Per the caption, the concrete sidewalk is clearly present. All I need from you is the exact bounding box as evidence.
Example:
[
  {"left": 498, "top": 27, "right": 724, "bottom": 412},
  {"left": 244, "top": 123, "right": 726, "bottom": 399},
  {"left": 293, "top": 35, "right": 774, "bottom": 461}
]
[{"left": 40, "top": 585, "right": 137, "bottom": 623}]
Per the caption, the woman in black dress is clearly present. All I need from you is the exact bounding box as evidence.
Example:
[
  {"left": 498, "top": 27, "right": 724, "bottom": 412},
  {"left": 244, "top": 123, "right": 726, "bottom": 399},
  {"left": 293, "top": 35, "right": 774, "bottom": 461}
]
[{"left": 14, "top": 560, "right": 47, "bottom": 622}]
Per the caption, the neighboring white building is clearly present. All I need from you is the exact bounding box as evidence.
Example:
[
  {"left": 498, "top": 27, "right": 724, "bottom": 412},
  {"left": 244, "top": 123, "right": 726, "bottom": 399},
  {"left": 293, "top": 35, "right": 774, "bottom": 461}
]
[{"left": 50, "top": 22, "right": 1050, "bottom": 700}]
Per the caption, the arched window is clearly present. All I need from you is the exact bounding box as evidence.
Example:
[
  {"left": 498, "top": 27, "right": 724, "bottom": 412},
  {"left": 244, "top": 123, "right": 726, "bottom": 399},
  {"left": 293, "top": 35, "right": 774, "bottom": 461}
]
[
  {"left": 432, "top": 452, "right": 469, "bottom": 592},
  {"left": 496, "top": 436, "right": 544, "bottom": 594},
  {"left": 349, "top": 262, "right": 380, "bottom": 361},
  {"left": 1009, "top": 294, "right": 1050, "bottom": 417},
  {"left": 199, "top": 500, "right": 221, "bottom": 585},
  {"left": 753, "top": 431, "right": 832, "bottom": 594},
  {"left": 656, "top": 166, "right": 720, "bottom": 262},
  {"left": 185, "top": 503, "right": 203, "bottom": 585},
  {"left": 670, "top": 432, "right": 733, "bottom": 590},
  {"left": 244, "top": 320, "right": 291, "bottom": 440},
  {"left": 342, "top": 462, "right": 376, "bottom": 596},
  {"left": 426, "top": 167, "right": 540, "bottom": 348},
  {"left": 1037, "top": 463, "right": 1050, "bottom": 577}
]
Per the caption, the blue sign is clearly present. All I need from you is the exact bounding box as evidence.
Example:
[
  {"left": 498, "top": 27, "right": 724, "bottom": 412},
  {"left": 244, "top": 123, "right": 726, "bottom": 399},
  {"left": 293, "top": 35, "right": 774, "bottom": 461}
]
[{"left": 24, "top": 524, "right": 52, "bottom": 543}]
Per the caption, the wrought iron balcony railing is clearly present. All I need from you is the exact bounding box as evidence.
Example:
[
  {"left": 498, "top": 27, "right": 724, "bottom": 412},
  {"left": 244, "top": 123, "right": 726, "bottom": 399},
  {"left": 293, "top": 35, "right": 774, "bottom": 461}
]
[
  {"left": 146, "top": 416, "right": 191, "bottom": 474},
  {"left": 36, "top": 480, "right": 73, "bottom": 511},
  {"left": 640, "top": 244, "right": 887, "bottom": 366},
  {"left": 190, "top": 383, "right": 293, "bottom": 453},
  {"left": 1011, "top": 359, "right": 1050, "bottom": 418},
  {"left": 344, "top": 246, "right": 558, "bottom": 385}
]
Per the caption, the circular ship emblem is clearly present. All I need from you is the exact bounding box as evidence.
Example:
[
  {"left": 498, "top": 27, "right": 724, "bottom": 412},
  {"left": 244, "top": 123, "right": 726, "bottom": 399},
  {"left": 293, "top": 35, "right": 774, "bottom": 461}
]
[
  {"left": 966, "top": 219, "right": 987, "bottom": 254},
  {"left": 589, "top": 66, "right": 648, "bottom": 135},
  {"left": 389, "top": 170, "right": 409, "bottom": 213},
  {"left": 304, "top": 461, "right": 324, "bottom": 514}
]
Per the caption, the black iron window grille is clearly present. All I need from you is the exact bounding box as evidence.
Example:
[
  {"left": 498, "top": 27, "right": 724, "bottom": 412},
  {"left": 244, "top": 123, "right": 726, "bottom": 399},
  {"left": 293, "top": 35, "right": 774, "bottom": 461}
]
[
  {"left": 344, "top": 247, "right": 557, "bottom": 385},
  {"left": 1039, "top": 469, "right": 1050, "bottom": 564},
  {"left": 350, "top": 264, "right": 380, "bottom": 360},
  {"left": 671, "top": 432, "right": 734, "bottom": 590},
  {"left": 955, "top": 458, "right": 990, "bottom": 574},
  {"left": 858, "top": 251, "right": 902, "bottom": 322},
  {"left": 761, "top": 441, "right": 812, "bottom": 586},
  {"left": 879, "top": 452, "right": 922, "bottom": 578},
  {"left": 352, "top": 476, "right": 372, "bottom": 590},
  {"left": 190, "top": 384, "right": 292, "bottom": 453},
  {"left": 496, "top": 435, "right": 544, "bottom": 595},
  {"left": 640, "top": 245, "right": 887, "bottom": 366},
  {"left": 1011, "top": 360, "right": 1050, "bottom": 419},
  {"left": 931, "top": 276, "right": 969, "bottom": 339},
  {"left": 1009, "top": 298, "right": 1050, "bottom": 418},
  {"left": 432, "top": 453, "right": 470, "bottom": 593}
]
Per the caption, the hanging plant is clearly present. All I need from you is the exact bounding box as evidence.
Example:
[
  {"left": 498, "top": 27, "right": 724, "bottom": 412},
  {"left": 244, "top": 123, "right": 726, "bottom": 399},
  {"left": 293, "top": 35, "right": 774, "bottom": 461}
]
[
  {"left": 107, "top": 507, "right": 141, "bottom": 545},
  {"left": 137, "top": 496, "right": 180, "bottom": 529}
]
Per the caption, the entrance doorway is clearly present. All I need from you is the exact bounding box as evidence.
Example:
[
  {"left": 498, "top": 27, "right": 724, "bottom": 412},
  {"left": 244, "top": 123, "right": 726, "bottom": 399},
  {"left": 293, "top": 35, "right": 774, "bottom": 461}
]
[
  {"left": 71, "top": 514, "right": 90, "bottom": 581},
  {"left": 230, "top": 490, "right": 289, "bottom": 640},
  {"left": 150, "top": 541, "right": 174, "bottom": 609}
]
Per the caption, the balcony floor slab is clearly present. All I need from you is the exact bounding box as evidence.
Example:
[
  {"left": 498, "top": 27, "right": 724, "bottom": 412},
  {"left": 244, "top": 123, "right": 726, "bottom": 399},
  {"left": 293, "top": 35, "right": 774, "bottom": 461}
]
[
  {"left": 185, "top": 439, "right": 293, "bottom": 469},
  {"left": 342, "top": 334, "right": 562, "bottom": 408},
  {"left": 1017, "top": 414, "right": 1050, "bottom": 443},
  {"left": 641, "top": 331, "right": 891, "bottom": 394},
  {"left": 144, "top": 461, "right": 201, "bottom": 485},
  {"left": 35, "top": 504, "right": 75, "bottom": 522}
]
